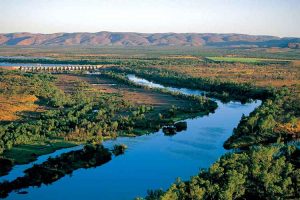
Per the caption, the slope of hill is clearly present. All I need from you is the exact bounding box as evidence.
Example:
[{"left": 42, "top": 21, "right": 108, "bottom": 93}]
[{"left": 0, "top": 32, "right": 299, "bottom": 48}]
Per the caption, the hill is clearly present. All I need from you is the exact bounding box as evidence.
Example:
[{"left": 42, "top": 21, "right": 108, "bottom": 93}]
[{"left": 0, "top": 32, "right": 299, "bottom": 48}]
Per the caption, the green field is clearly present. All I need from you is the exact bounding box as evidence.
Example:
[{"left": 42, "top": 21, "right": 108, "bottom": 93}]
[
  {"left": 206, "top": 56, "right": 291, "bottom": 64},
  {"left": 3, "top": 139, "right": 77, "bottom": 164}
]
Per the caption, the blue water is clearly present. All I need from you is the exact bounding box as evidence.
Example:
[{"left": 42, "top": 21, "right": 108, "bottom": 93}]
[
  {"left": 127, "top": 74, "right": 206, "bottom": 96},
  {"left": 0, "top": 56, "right": 51, "bottom": 60},
  {"left": 0, "top": 62, "right": 74, "bottom": 67},
  {"left": 4, "top": 75, "right": 261, "bottom": 200}
]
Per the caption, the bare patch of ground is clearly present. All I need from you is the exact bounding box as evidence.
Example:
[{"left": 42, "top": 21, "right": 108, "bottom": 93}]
[{"left": 0, "top": 94, "right": 39, "bottom": 121}]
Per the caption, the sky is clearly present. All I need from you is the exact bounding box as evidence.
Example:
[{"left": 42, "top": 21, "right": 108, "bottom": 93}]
[{"left": 0, "top": 0, "right": 299, "bottom": 37}]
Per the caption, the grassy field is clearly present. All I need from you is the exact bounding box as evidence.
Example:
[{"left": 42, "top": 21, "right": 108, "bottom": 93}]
[{"left": 205, "top": 56, "right": 291, "bottom": 64}]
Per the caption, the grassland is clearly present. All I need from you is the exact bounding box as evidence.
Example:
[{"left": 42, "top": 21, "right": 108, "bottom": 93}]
[{"left": 205, "top": 56, "right": 291, "bottom": 64}]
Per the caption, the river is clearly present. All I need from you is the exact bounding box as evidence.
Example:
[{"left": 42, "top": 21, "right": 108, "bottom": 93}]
[
  {"left": 2, "top": 75, "right": 260, "bottom": 200},
  {"left": 0, "top": 62, "right": 73, "bottom": 67}
]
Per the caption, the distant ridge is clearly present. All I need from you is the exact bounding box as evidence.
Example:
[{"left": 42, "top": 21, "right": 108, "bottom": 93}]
[{"left": 0, "top": 32, "right": 299, "bottom": 48}]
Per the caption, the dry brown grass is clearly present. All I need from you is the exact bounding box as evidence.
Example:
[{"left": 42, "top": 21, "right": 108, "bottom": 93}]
[
  {"left": 0, "top": 66, "right": 20, "bottom": 70},
  {"left": 275, "top": 119, "right": 300, "bottom": 140},
  {"left": 0, "top": 94, "right": 39, "bottom": 121},
  {"left": 55, "top": 74, "right": 190, "bottom": 110},
  {"left": 291, "top": 60, "right": 300, "bottom": 67}
]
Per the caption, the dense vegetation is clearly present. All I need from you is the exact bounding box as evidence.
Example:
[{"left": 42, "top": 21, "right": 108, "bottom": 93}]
[
  {"left": 112, "top": 144, "right": 128, "bottom": 156},
  {"left": 224, "top": 88, "right": 300, "bottom": 149},
  {"left": 143, "top": 145, "right": 299, "bottom": 200},
  {"left": 0, "top": 144, "right": 112, "bottom": 198}
]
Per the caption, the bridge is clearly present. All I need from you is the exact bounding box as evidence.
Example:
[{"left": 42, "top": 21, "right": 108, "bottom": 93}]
[{"left": 19, "top": 65, "right": 103, "bottom": 72}]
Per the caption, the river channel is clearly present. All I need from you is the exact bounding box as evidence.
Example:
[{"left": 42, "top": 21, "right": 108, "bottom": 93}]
[{"left": 3, "top": 75, "right": 260, "bottom": 200}]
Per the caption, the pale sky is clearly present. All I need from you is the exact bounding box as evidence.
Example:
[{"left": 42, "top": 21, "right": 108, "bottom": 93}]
[{"left": 0, "top": 0, "right": 299, "bottom": 37}]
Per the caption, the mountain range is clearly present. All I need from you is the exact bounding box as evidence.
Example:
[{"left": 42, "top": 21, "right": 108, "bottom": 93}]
[{"left": 0, "top": 32, "right": 299, "bottom": 48}]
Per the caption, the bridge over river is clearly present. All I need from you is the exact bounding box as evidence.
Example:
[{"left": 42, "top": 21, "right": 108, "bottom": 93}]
[{"left": 19, "top": 65, "right": 103, "bottom": 72}]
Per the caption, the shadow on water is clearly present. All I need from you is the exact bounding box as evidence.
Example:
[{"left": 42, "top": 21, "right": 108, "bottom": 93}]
[{"left": 0, "top": 145, "right": 112, "bottom": 198}]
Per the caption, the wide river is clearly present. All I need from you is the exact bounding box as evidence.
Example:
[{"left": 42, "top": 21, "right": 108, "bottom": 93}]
[{"left": 3, "top": 75, "right": 260, "bottom": 200}]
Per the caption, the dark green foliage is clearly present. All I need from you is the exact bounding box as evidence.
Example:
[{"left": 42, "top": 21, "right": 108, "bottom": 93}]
[
  {"left": 112, "top": 144, "right": 127, "bottom": 156},
  {"left": 174, "top": 122, "right": 187, "bottom": 132},
  {"left": 144, "top": 145, "right": 299, "bottom": 200}
]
